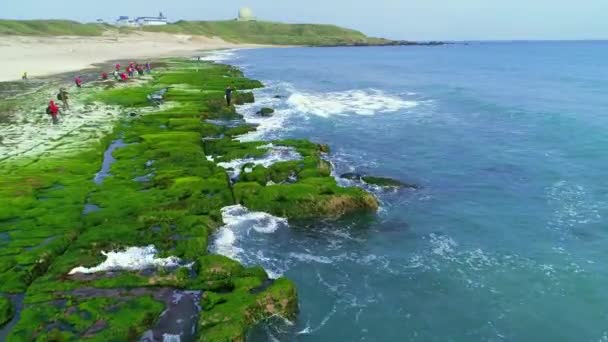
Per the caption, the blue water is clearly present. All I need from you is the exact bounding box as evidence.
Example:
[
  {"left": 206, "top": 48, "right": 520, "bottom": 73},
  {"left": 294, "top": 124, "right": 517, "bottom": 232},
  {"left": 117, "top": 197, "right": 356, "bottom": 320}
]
[{"left": 214, "top": 42, "right": 608, "bottom": 341}]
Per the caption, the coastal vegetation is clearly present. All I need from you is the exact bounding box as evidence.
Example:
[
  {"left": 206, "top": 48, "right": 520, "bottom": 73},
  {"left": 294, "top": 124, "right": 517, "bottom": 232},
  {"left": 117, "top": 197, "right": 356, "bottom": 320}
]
[
  {"left": 143, "top": 20, "right": 386, "bottom": 45},
  {"left": 0, "top": 58, "right": 378, "bottom": 340},
  {"left": 0, "top": 19, "right": 391, "bottom": 46},
  {"left": 0, "top": 20, "right": 109, "bottom": 36}
]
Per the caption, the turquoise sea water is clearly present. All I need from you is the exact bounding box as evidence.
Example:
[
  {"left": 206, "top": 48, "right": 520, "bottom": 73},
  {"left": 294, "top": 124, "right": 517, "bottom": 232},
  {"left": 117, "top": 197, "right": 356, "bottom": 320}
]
[{"left": 210, "top": 42, "right": 608, "bottom": 341}]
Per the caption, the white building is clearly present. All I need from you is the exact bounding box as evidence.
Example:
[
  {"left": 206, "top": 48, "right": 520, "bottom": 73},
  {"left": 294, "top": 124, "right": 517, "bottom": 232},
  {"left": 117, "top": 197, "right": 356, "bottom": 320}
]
[
  {"left": 237, "top": 8, "right": 256, "bottom": 21},
  {"left": 136, "top": 12, "right": 168, "bottom": 26},
  {"left": 115, "top": 12, "right": 167, "bottom": 27}
]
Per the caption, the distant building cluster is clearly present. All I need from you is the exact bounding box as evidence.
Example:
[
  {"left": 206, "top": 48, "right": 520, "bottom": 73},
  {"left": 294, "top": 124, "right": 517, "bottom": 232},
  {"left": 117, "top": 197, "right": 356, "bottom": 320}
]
[
  {"left": 115, "top": 12, "right": 168, "bottom": 27},
  {"left": 109, "top": 8, "right": 257, "bottom": 27}
]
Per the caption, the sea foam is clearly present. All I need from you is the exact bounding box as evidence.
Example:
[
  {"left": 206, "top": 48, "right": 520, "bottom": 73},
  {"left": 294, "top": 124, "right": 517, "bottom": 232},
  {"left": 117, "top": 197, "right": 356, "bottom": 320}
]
[
  {"left": 68, "top": 245, "right": 185, "bottom": 275},
  {"left": 287, "top": 89, "right": 417, "bottom": 117},
  {"left": 210, "top": 205, "right": 288, "bottom": 263}
]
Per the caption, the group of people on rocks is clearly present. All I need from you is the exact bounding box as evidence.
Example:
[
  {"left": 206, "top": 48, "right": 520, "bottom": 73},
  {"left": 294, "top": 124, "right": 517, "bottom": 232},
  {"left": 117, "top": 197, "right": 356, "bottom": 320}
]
[{"left": 44, "top": 60, "right": 152, "bottom": 124}]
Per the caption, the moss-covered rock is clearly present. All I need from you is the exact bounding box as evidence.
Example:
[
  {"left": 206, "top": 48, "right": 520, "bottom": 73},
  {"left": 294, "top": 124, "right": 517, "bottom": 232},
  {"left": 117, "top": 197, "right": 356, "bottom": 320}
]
[
  {"left": 0, "top": 58, "right": 377, "bottom": 341},
  {"left": 0, "top": 296, "right": 13, "bottom": 327},
  {"left": 362, "top": 176, "right": 417, "bottom": 188},
  {"left": 257, "top": 107, "right": 274, "bottom": 117},
  {"left": 341, "top": 173, "right": 417, "bottom": 188}
]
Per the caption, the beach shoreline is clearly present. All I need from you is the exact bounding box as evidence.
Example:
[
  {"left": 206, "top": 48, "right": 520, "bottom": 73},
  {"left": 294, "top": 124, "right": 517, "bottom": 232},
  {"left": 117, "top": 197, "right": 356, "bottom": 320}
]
[{"left": 0, "top": 32, "right": 265, "bottom": 82}]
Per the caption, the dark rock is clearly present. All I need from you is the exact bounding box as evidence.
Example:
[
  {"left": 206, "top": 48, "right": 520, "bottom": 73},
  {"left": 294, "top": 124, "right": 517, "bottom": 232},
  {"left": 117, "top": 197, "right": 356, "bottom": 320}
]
[
  {"left": 318, "top": 144, "right": 330, "bottom": 153},
  {"left": 256, "top": 107, "right": 275, "bottom": 117}
]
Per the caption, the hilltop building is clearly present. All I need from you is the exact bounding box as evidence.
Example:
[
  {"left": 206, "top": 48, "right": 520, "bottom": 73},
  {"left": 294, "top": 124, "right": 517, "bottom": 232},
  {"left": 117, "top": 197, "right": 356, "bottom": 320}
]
[
  {"left": 136, "top": 12, "right": 168, "bottom": 26},
  {"left": 115, "top": 12, "right": 167, "bottom": 27},
  {"left": 237, "top": 7, "right": 256, "bottom": 21}
]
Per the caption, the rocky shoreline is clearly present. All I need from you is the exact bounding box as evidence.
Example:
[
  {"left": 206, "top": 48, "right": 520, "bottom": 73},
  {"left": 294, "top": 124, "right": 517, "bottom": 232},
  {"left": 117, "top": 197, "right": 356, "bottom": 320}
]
[{"left": 0, "top": 57, "right": 386, "bottom": 341}]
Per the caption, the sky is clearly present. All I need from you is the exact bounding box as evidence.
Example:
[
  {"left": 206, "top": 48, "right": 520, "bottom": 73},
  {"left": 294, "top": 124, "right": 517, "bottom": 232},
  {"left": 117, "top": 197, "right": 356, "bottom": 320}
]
[{"left": 1, "top": 0, "right": 607, "bottom": 41}]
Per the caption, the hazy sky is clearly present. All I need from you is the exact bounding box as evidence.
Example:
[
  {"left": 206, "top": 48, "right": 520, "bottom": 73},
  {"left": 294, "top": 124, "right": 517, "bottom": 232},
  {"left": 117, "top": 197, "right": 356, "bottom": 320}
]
[{"left": 1, "top": 0, "right": 607, "bottom": 40}]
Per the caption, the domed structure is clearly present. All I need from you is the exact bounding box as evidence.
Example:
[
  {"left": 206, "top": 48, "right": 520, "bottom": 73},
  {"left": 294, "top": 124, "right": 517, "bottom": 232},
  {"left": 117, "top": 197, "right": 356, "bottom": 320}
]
[{"left": 237, "top": 7, "right": 256, "bottom": 21}]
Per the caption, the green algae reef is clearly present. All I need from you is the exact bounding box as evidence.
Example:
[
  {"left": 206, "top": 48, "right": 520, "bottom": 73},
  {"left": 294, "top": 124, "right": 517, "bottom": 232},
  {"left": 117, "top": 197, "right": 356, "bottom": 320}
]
[
  {"left": 0, "top": 59, "right": 377, "bottom": 341},
  {"left": 0, "top": 296, "right": 12, "bottom": 327}
]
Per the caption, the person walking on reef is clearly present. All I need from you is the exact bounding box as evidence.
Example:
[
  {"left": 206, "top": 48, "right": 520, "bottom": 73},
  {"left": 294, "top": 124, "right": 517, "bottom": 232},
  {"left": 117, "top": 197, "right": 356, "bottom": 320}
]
[
  {"left": 225, "top": 85, "right": 235, "bottom": 107},
  {"left": 46, "top": 100, "right": 60, "bottom": 124},
  {"left": 22, "top": 72, "right": 28, "bottom": 80},
  {"left": 101, "top": 72, "right": 108, "bottom": 80},
  {"left": 120, "top": 72, "right": 128, "bottom": 82},
  {"left": 75, "top": 76, "right": 83, "bottom": 88},
  {"left": 57, "top": 88, "right": 70, "bottom": 110},
  {"left": 145, "top": 62, "right": 151, "bottom": 73},
  {"left": 115, "top": 63, "right": 121, "bottom": 72}
]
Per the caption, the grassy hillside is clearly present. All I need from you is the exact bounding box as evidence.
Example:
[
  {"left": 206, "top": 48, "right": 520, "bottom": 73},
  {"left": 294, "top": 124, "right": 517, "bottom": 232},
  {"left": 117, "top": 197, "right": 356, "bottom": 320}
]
[
  {"left": 142, "top": 20, "right": 380, "bottom": 45},
  {"left": 0, "top": 19, "right": 393, "bottom": 45},
  {"left": 0, "top": 19, "right": 109, "bottom": 36}
]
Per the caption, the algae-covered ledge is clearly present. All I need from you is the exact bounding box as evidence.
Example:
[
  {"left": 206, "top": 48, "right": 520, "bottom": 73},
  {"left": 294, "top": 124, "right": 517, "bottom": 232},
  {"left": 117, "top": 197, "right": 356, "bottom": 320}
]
[{"left": 0, "top": 57, "right": 378, "bottom": 341}]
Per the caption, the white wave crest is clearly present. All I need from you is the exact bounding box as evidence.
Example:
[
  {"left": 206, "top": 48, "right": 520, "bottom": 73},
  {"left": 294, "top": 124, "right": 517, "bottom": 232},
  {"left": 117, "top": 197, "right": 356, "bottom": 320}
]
[
  {"left": 210, "top": 205, "right": 288, "bottom": 261},
  {"left": 217, "top": 145, "right": 301, "bottom": 180},
  {"left": 195, "top": 49, "right": 237, "bottom": 62},
  {"left": 288, "top": 252, "right": 333, "bottom": 264},
  {"left": 287, "top": 89, "right": 418, "bottom": 117},
  {"left": 68, "top": 245, "right": 185, "bottom": 275}
]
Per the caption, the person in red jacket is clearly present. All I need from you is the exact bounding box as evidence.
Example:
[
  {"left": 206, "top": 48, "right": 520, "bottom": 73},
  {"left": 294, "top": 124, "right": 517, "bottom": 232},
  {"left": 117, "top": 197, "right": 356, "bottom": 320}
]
[
  {"left": 75, "top": 76, "right": 83, "bottom": 88},
  {"left": 120, "top": 73, "right": 128, "bottom": 82},
  {"left": 101, "top": 72, "right": 108, "bottom": 80},
  {"left": 115, "top": 63, "right": 121, "bottom": 71},
  {"left": 47, "top": 100, "right": 59, "bottom": 124}
]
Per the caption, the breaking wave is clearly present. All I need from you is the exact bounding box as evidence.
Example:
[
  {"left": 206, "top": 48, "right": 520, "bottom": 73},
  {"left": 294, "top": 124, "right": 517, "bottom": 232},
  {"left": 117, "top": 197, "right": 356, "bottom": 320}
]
[
  {"left": 209, "top": 205, "right": 289, "bottom": 270},
  {"left": 286, "top": 89, "right": 418, "bottom": 117},
  {"left": 195, "top": 49, "right": 238, "bottom": 62},
  {"left": 68, "top": 245, "right": 187, "bottom": 275}
]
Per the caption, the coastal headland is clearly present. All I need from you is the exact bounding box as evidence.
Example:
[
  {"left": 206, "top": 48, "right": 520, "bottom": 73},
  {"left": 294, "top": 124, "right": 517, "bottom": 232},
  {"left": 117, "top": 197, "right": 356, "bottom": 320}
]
[{"left": 0, "top": 19, "right": 443, "bottom": 82}]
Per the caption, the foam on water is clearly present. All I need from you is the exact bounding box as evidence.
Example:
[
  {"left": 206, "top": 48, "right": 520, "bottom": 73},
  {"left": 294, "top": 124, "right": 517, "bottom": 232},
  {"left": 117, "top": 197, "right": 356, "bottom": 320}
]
[
  {"left": 546, "top": 180, "right": 602, "bottom": 231},
  {"left": 210, "top": 205, "right": 288, "bottom": 271},
  {"left": 68, "top": 245, "right": 186, "bottom": 274},
  {"left": 217, "top": 145, "right": 301, "bottom": 180},
  {"left": 195, "top": 49, "right": 238, "bottom": 62},
  {"left": 286, "top": 89, "right": 418, "bottom": 118}
]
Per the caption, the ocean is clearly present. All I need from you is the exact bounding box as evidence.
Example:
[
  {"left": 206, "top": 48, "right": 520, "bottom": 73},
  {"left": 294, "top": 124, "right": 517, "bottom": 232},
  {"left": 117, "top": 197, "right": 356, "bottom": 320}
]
[{"left": 206, "top": 42, "right": 608, "bottom": 341}]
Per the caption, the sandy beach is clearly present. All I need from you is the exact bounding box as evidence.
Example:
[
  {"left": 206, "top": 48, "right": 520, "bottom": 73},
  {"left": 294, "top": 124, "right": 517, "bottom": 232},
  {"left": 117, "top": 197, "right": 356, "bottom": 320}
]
[{"left": 0, "top": 32, "right": 257, "bottom": 82}]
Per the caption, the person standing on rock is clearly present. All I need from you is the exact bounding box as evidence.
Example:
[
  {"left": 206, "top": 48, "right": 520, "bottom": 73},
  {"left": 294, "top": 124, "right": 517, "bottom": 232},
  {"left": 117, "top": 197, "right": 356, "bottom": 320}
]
[
  {"left": 75, "top": 76, "right": 83, "bottom": 88},
  {"left": 115, "top": 63, "right": 121, "bottom": 72},
  {"left": 58, "top": 88, "right": 70, "bottom": 110},
  {"left": 225, "top": 85, "right": 235, "bottom": 106},
  {"left": 22, "top": 72, "right": 28, "bottom": 80}
]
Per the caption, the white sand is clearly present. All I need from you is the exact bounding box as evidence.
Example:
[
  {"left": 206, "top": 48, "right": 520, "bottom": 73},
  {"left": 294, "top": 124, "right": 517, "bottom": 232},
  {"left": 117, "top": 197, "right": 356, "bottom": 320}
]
[{"left": 0, "top": 32, "right": 258, "bottom": 82}]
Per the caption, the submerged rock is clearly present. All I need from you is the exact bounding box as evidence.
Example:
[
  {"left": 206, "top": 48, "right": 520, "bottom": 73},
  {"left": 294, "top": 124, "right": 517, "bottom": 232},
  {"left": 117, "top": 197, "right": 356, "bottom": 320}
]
[
  {"left": 340, "top": 173, "right": 417, "bottom": 189},
  {"left": 256, "top": 107, "right": 275, "bottom": 117},
  {"left": 362, "top": 176, "right": 417, "bottom": 189}
]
